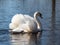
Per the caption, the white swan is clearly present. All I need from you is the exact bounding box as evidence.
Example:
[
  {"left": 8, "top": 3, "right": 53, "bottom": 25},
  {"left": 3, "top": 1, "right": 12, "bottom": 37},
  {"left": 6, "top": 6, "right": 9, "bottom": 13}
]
[{"left": 9, "top": 12, "right": 43, "bottom": 32}]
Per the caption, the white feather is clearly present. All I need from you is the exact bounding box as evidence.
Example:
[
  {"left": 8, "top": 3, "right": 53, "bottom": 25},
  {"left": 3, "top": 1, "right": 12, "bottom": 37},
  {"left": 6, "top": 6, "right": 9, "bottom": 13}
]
[{"left": 9, "top": 12, "right": 42, "bottom": 32}]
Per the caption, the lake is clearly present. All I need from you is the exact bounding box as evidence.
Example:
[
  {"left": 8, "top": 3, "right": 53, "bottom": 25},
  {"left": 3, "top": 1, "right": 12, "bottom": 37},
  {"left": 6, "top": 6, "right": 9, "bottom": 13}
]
[
  {"left": 0, "top": 30, "right": 60, "bottom": 45},
  {"left": 0, "top": 0, "right": 60, "bottom": 45}
]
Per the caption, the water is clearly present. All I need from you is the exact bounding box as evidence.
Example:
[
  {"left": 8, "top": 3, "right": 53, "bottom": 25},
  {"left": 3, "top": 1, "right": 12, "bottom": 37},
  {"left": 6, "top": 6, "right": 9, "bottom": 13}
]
[
  {"left": 0, "top": 30, "right": 10, "bottom": 45},
  {"left": 0, "top": 30, "right": 41, "bottom": 45},
  {"left": 0, "top": 0, "right": 52, "bottom": 30},
  {"left": 0, "top": 0, "right": 60, "bottom": 45},
  {"left": 0, "top": 30, "right": 60, "bottom": 45}
]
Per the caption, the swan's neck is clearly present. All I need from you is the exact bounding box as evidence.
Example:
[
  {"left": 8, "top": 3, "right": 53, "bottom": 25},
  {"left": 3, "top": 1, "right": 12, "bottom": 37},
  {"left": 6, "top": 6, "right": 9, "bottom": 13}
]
[{"left": 34, "top": 14, "right": 41, "bottom": 30}]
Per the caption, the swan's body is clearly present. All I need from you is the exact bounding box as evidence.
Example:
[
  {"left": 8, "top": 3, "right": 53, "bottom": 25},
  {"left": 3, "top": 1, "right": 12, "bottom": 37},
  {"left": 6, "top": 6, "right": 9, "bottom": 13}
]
[{"left": 9, "top": 12, "right": 42, "bottom": 32}]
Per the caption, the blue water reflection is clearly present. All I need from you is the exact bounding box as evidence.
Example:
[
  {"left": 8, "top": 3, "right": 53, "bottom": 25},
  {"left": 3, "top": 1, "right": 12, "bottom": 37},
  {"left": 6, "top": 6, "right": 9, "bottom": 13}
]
[{"left": 0, "top": 30, "right": 11, "bottom": 45}]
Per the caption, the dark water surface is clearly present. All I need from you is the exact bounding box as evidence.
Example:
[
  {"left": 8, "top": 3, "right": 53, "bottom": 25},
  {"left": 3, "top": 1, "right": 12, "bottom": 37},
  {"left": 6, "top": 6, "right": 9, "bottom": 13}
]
[
  {"left": 0, "top": 30, "right": 10, "bottom": 45},
  {"left": 0, "top": 30, "right": 41, "bottom": 45},
  {"left": 0, "top": 30, "right": 60, "bottom": 45}
]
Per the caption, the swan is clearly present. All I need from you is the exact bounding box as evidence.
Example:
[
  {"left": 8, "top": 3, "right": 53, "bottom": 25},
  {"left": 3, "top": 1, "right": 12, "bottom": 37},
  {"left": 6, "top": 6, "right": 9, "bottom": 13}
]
[{"left": 9, "top": 12, "right": 43, "bottom": 32}]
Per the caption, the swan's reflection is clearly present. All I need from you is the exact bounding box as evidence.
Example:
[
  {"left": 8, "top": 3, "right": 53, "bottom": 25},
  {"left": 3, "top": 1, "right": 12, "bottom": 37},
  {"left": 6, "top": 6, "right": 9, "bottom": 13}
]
[{"left": 10, "top": 33, "right": 41, "bottom": 45}]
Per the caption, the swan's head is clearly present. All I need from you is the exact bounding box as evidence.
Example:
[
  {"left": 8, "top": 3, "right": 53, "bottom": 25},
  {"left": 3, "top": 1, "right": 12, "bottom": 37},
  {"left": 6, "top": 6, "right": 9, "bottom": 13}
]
[{"left": 34, "top": 12, "right": 43, "bottom": 18}]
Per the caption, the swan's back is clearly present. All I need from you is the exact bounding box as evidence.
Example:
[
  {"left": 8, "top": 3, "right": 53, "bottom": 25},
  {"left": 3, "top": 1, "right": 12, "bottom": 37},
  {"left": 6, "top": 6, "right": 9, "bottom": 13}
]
[
  {"left": 9, "top": 14, "right": 26, "bottom": 29},
  {"left": 9, "top": 14, "right": 38, "bottom": 32},
  {"left": 11, "top": 14, "right": 25, "bottom": 24}
]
